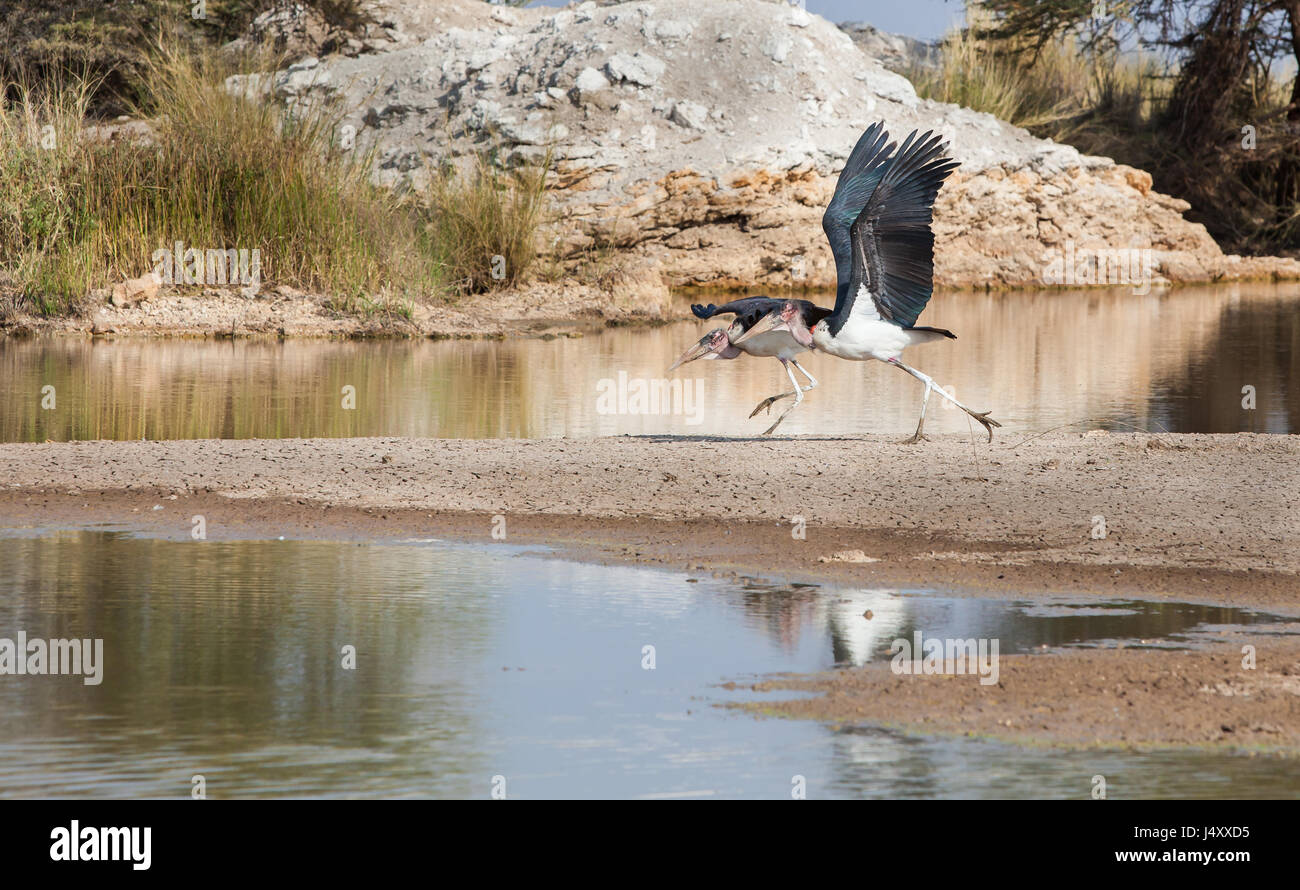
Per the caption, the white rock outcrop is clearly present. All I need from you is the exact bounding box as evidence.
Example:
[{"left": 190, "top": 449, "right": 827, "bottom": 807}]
[{"left": 242, "top": 0, "right": 1300, "bottom": 289}]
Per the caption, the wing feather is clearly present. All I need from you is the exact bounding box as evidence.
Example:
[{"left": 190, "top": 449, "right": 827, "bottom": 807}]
[
  {"left": 822, "top": 123, "right": 895, "bottom": 328},
  {"left": 692, "top": 297, "right": 831, "bottom": 332},
  {"left": 823, "top": 126, "right": 959, "bottom": 334}
]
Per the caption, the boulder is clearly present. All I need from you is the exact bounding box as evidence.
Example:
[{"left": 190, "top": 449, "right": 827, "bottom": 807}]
[{"left": 109, "top": 272, "right": 162, "bottom": 308}]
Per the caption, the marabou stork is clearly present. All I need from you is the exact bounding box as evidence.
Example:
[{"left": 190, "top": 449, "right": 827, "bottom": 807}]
[
  {"left": 669, "top": 297, "right": 831, "bottom": 435},
  {"left": 737, "top": 123, "right": 1001, "bottom": 442}
]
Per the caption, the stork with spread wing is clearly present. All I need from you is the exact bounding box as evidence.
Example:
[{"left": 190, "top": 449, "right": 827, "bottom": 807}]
[{"left": 737, "top": 123, "right": 1001, "bottom": 442}]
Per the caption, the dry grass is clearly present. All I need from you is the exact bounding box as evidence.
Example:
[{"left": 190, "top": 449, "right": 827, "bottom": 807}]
[
  {"left": 0, "top": 45, "right": 554, "bottom": 316},
  {"left": 905, "top": 3, "right": 1300, "bottom": 253},
  {"left": 421, "top": 150, "right": 552, "bottom": 297},
  {"left": 904, "top": 6, "right": 1163, "bottom": 144}
]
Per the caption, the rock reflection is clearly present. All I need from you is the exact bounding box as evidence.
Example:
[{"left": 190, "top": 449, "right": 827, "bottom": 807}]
[{"left": 0, "top": 282, "right": 1295, "bottom": 441}]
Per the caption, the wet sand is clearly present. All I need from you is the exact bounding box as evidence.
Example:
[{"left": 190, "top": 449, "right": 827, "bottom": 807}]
[
  {"left": 1, "top": 431, "right": 1296, "bottom": 748},
  {"left": 1, "top": 431, "right": 1294, "bottom": 577},
  {"left": 732, "top": 638, "right": 1300, "bottom": 750}
]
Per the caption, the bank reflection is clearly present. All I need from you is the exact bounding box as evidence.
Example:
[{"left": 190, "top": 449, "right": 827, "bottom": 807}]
[{"left": 0, "top": 282, "right": 1294, "bottom": 441}]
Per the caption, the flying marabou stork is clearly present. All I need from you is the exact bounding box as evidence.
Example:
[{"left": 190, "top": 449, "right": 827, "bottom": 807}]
[
  {"left": 669, "top": 297, "right": 831, "bottom": 435},
  {"left": 737, "top": 123, "right": 1001, "bottom": 442}
]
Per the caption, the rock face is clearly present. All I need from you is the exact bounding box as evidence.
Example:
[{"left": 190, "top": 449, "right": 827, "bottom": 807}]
[
  {"left": 839, "top": 22, "right": 941, "bottom": 72},
  {"left": 260, "top": 0, "right": 1300, "bottom": 290}
]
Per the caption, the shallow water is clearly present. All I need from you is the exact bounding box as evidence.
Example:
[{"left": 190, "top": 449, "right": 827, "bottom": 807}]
[
  {"left": 1, "top": 529, "right": 1295, "bottom": 799},
  {"left": 2, "top": 283, "right": 1296, "bottom": 441}
]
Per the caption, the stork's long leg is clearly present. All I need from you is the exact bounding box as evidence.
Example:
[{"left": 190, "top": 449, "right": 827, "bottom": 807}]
[
  {"left": 758, "top": 359, "right": 807, "bottom": 436},
  {"left": 888, "top": 358, "right": 1001, "bottom": 443},
  {"left": 904, "top": 381, "right": 934, "bottom": 444},
  {"left": 749, "top": 360, "right": 818, "bottom": 419},
  {"left": 792, "top": 360, "right": 818, "bottom": 389}
]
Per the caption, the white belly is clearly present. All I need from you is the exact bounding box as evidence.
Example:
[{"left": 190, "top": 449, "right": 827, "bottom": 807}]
[
  {"left": 813, "top": 315, "right": 913, "bottom": 362},
  {"left": 739, "top": 330, "right": 807, "bottom": 360}
]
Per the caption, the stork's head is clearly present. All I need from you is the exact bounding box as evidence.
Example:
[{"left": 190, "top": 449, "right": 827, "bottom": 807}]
[
  {"left": 734, "top": 301, "right": 815, "bottom": 349},
  {"left": 668, "top": 327, "right": 740, "bottom": 371}
]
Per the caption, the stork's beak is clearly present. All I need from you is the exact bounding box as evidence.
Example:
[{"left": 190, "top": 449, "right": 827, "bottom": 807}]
[
  {"left": 668, "top": 337, "right": 716, "bottom": 372},
  {"left": 733, "top": 309, "right": 788, "bottom": 345}
]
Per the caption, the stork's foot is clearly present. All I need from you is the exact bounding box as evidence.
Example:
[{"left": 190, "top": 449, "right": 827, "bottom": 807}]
[
  {"left": 967, "top": 410, "right": 1002, "bottom": 443},
  {"left": 900, "top": 431, "right": 929, "bottom": 445},
  {"left": 749, "top": 396, "right": 783, "bottom": 418},
  {"left": 760, "top": 419, "right": 785, "bottom": 436}
]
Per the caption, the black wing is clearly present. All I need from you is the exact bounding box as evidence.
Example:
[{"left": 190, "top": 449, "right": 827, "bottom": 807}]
[
  {"left": 824, "top": 126, "right": 959, "bottom": 334},
  {"left": 692, "top": 297, "right": 831, "bottom": 332},
  {"left": 822, "top": 122, "right": 895, "bottom": 330}
]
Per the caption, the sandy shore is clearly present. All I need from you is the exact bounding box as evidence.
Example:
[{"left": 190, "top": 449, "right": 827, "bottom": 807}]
[
  {"left": 0, "top": 431, "right": 1294, "bottom": 578},
  {"left": 1, "top": 431, "right": 1296, "bottom": 749}
]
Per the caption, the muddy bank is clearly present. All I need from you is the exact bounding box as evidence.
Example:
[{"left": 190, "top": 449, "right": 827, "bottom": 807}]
[
  {"left": 0, "top": 431, "right": 1294, "bottom": 586},
  {"left": 0, "top": 271, "right": 674, "bottom": 340},
  {"left": 2, "top": 490, "right": 1299, "bottom": 607},
  {"left": 735, "top": 638, "right": 1300, "bottom": 751}
]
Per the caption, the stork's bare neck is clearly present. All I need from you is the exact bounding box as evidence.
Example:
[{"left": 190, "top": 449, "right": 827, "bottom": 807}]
[{"left": 734, "top": 300, "right": 817, "bottom": 349}]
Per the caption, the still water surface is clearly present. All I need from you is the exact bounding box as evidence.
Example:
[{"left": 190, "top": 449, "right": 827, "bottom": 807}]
[
  {"left": 1, "top": 529, "right": 1296, "bottom": 799},
  {"left": 1, "top": 284, "right": 1296, "bottom": 440}
]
